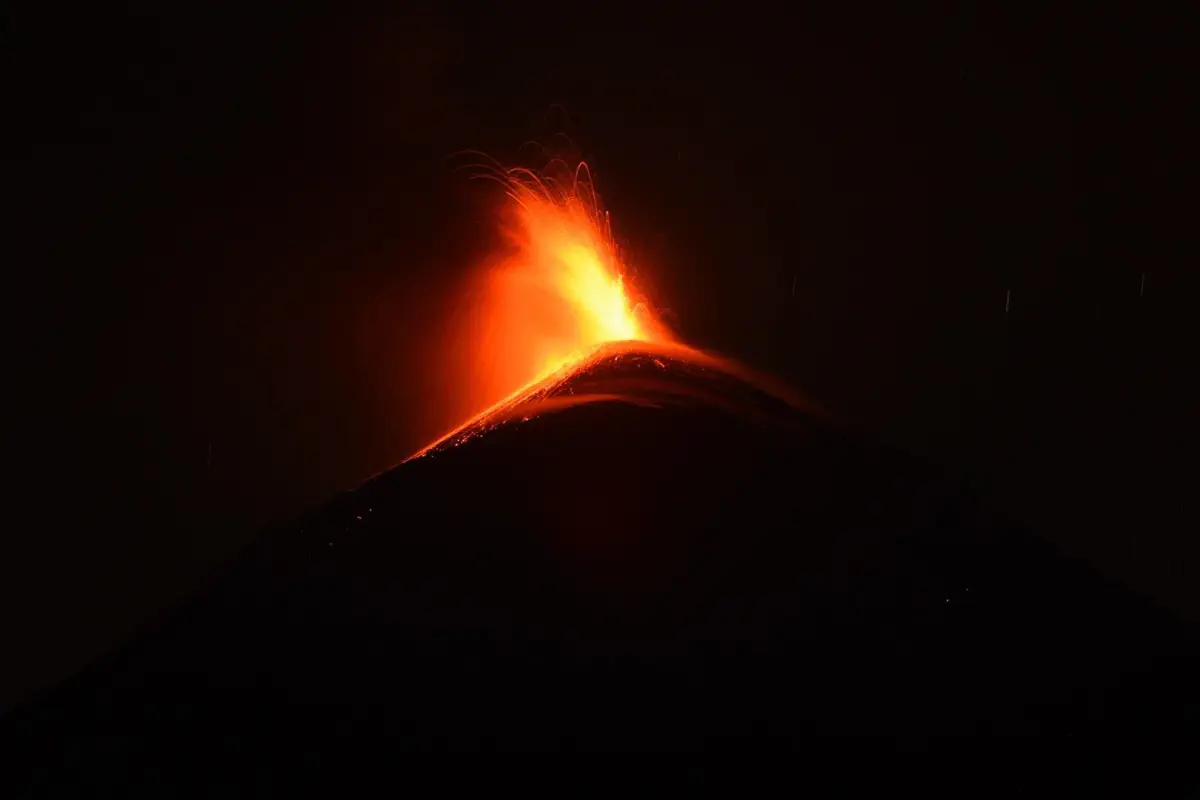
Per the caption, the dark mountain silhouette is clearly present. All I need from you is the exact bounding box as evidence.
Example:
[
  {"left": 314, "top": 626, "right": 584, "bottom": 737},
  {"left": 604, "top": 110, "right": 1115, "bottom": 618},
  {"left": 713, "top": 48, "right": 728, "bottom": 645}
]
[{"left": 5, "top": 343, "right": 1196, "bottom": 789}]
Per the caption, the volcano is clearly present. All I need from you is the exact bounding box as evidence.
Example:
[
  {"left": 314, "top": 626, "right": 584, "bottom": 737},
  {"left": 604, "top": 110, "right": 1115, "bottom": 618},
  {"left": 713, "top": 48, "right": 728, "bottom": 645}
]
[{"left": 5, "top": 342, "right": 1197, "bottom": 787}]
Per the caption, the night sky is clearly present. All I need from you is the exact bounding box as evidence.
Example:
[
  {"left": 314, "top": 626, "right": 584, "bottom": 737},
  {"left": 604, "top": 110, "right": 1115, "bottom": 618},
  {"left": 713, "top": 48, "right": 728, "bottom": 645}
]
[{"left": 7, "top": 2, "right": 1193, "bottom": 710}]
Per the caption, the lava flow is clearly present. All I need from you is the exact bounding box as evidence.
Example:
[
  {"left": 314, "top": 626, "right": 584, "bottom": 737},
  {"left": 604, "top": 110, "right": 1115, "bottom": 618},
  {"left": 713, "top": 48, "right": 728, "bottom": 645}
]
[{"left": 408, "top": 157, "right": 677, "bottom": 460}]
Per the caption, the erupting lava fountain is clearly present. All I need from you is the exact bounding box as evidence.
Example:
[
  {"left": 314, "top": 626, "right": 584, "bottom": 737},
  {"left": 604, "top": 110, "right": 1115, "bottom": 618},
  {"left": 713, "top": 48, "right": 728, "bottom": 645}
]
[{"left": 409, "top": 156, "right": 762, "bottom": 461}]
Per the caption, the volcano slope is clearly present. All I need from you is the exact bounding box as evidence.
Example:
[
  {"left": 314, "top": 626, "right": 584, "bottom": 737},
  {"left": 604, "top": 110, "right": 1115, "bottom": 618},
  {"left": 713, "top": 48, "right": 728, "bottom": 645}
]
[{"left": 5, "top": 342, "right": 1197, "bottom": 784}]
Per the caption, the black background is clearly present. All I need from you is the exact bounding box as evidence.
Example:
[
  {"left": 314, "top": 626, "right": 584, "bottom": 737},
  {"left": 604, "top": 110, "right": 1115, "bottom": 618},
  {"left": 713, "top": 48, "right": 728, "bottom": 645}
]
[{"left": 6, "top": 1, "right": 1193, "bottom": 711}]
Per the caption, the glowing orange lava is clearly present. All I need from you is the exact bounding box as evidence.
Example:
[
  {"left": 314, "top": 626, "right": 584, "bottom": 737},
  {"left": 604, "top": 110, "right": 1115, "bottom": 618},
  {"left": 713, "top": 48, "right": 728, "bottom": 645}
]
[
  {"left": 482, "top": 160, "right": 672, "bottom": 379},
  {"left": 409, "top": 158, "right": 674, "bottom": 460}
]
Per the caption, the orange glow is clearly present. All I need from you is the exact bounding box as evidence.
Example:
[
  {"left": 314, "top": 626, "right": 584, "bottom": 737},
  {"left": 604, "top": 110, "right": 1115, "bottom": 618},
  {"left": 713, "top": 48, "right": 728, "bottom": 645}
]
[
  {"left": 482, "top": 159, "right": 672, "bottom": 380},
  {"left": 410, "top": 157, "right": 674, "bottom": 459},
  {"left": 406, "top": 338, "right": 818, "bottom": 461}
]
